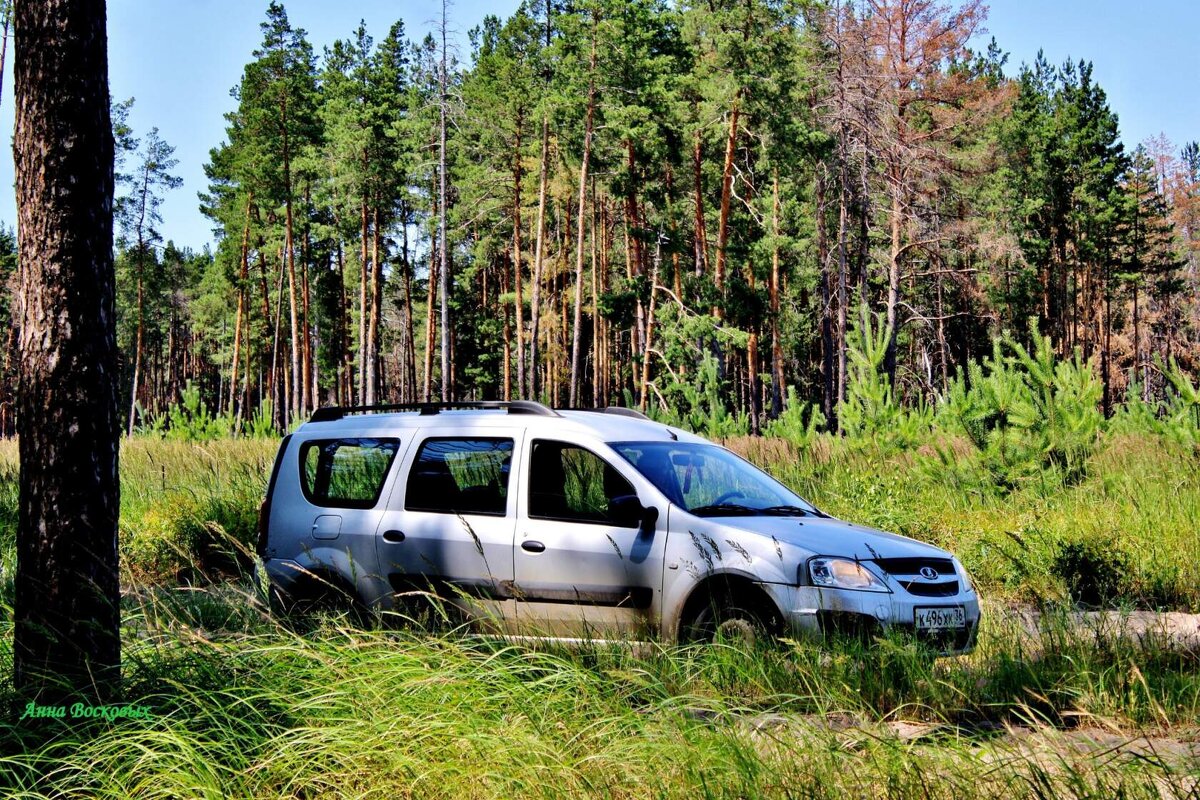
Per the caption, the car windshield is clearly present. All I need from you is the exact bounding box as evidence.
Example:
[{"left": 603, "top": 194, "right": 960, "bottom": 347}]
[{"left": 611, "top": 441, "right": 821, "bottom": 517}]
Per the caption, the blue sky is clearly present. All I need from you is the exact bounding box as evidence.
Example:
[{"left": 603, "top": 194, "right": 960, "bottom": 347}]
[{"left": 0, "top": 0, "right": 1195, "bottom": 251}]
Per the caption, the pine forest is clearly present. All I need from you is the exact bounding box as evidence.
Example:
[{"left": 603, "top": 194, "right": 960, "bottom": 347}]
[{"left": 6, "top": 0, "right": 1195, "bottom": 437}]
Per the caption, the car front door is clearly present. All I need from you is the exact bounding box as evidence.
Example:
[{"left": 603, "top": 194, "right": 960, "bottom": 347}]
[{"left": 513, "top": 439, "right": 667, "bottom": 638}]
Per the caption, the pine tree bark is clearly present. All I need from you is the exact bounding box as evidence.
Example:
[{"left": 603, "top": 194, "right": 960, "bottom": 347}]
[
  {"left": 401, "top": 209, "right": 416, "bottom": 403},
  {"left": 529, "top": 114, "right": 550, "bottom": 399},
  {"left": 423, "top": 223, "right": 439, "bottom": 403},
  {"left": 228, "top": 196, "right": 252, "bottom": 422},
  {"left": 127, "top": 275, "right": 145, "bottom": 435},
  {"left": 282, "top": 95, "right": 300, "bottom": 425},
  {"left": 438, "top": 0, "right": 452, "bottom": 403},
  {"left": 714, "top": 95, "right": 741, "bottom": 301},
  {"left": 13, "top": 0, "right": 121, "bottom": 702},
  {"left": 512, "top": 114, "right": 527, "bottom": 399},
  {"left": 835, "top": 158, "right": 851, "bottom": 429},
  {"left": 568, "top": 21, "right": 596, "bottom": 408},
  {"left": 815, "top": 166, "right": 833, "bottom": 424},
  {"left": 358, "top": 194, "right": 368, "bottom": 405},
  {"left": 692, "top": 123, "right": 708, "bottom": 277},
  {"left": 770, "top": 174, "right": 785, "bottom": 419},
  {"left": 884, "top": 179, "right": 902, "bottom": 384},
  {"left": 367, "top": 203, "right": 382, "bottom": 405},
  {"left": 301, "top": 184, "right": 313, "bottom": 413}
]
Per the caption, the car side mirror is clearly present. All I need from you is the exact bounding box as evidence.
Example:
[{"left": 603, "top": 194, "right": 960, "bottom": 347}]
[{"left": 610, "top": 494, "right": 657, "bottom": 532}]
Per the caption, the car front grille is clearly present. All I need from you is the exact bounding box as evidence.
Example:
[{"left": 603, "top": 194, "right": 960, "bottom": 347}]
[
  {"left": 897, "top": 578, "right": 960, "bottom": 597},
  {"left": 872, "top": 557, "right": 960, "bottom": 597}
]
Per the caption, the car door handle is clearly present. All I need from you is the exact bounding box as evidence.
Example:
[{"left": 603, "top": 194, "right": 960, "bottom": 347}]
[
  {"left": 521, "top": 540, "right": 545, "bottom": 553},
  {"left": 382, "top": 529, "right": 406, "bottom": 543}
]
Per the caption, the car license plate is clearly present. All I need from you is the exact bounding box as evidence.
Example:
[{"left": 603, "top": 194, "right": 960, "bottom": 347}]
[{"left": 914, "top": 606, "right": 966, "bottom": 630}]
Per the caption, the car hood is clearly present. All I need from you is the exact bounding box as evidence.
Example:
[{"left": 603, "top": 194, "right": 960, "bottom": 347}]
[{"left": 709, "top": 513, "right": 949, "bottom": 561}]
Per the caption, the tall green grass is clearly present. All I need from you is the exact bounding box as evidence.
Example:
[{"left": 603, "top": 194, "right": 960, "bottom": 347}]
[
  {"left": 0, "top": 438, "right": 275, "bottom": 589},
  {"left": 1, "top": 584, "right": 1198, "bottom": 798}
]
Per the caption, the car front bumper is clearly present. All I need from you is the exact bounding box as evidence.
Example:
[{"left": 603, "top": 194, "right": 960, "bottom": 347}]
[{"left": 766, "top": 583, "right": 982, "bottom": 654}]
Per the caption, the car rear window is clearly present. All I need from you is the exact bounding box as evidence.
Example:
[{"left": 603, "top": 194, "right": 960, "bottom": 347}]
[
  {"left": 405, "top": 437, "right": 513, "bottom": 516},
  {"left": 300, "top": 438, "right": 401, "bottom": 509}
]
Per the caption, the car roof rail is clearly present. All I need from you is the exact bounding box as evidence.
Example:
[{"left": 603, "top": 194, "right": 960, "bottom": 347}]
[
  {"left": 600, "top": 406, "right": 651, "bottom": 421},
  {"left": 310, "top": 400, "right": 560, "bottom": 423}
]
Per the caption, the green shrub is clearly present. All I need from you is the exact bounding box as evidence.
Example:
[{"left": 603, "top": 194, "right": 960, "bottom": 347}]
[
  {"left": 762, "top": 386, "right": 825, "bottom": 446},
  {"left": 938, "top": 321, "right": 1102, "bottom": 493},
  {"left": 1052, "top": 537, "right": 1130, "bottom": 607},
  {"left": 837, "top": 305, "right": 933, "bottom": 450}
]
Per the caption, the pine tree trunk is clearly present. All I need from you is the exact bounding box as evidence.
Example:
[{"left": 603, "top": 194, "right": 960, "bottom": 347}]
[
  {"left": 770, "top": 175, "right": 785, "bottom": 419},
  {"left": 337, "top": 241, "right": 351, "bottom": 406},
  {"left": 692, "top": 123, "right": 708, "bottom": 278},
  {"left": 639, "top": 239, "right": 660, "bottom": 413},
  {"left": 423, "top": 225, "right": 439, "bottom": 403},
  {"left": 271, "top": 252, "right": 286, "bottom": 429},
  {"left": 835, "top": 159, "right": 851, "bottom": 430},
  {"left": 302, "top": 185, "right": 314, "bottom": 413},
  {"left": 228, "top": 199, "right": 252, "bottom": 421},
  {"left": 13, "top": 0, "right": 120, "bottom": 702},
  {"left": 401, "top": 212, "right": 416, "bottom": 403},
  {"left": 598, "top": 197, "right": 611, "bottom": 405},
  {"left": 714, "top": 95, "right": 740, "bottom": 301},
  {"left": 257, "top": 250, "right": 274, "bottom": 419},
  {"left": 1132, "top": 280, "right": 1140, "bottom": 391},
  {"left": 529, "top": 114, "right": 550, "bottom": 398},
  {"left": 502, "top": 249, "right": 512, "bottom": 400},
  {"left": 591, "top": 179, "right": 600, "bottom": 408},
  {"left": 127, "top": 276, "right": 143, "bottom": 436},
  {"left": 438, "top": 1, "right": 452, "bottom": 403},
  {"left": 816, "top": 166, "right": 833, "bottom": 424},
  {"left": 1102, "top": 260, "right": 1112, "bottom": 416},
  {"left": 568, "top": 25, "right": 596, "bottom": 408},
  {"left": 367, "top": 204, "right": 382, "bottom": 405},
  {"left": 358, "top": 195, "right": 368, "bottom": 405},
  {"left": 512, "top": 115, "right": 527, "bottom": 399},
  {"left": 884, "top": 181, "right": 902, "bottom": 385},
  {"left": 282, "top": 97, "right": 300, "bottom": 425}
]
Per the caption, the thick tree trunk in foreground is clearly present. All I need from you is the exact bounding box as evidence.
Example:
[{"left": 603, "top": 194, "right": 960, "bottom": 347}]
[{"left": 13, "top": 0, "right": 121, "bottom": 703}]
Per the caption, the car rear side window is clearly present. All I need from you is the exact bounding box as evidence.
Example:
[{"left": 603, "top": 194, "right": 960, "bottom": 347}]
[
  {"left": 405, "top": 437, "right": 513, "bottom": 516},
  {"left": 300, "top": 438, "right": 400, "bottom": 509}
]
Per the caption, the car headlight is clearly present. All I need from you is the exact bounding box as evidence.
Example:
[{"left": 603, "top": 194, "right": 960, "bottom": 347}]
[
  {"left": 953, "top": 557, "right": 975, "bottom": 594},
  {"left": 806, "top": 557, "right": 890, "bottom": 593}
]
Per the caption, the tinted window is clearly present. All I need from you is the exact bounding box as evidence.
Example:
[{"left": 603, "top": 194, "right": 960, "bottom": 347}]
[
  {"left": 528, "top": 440, "right": 636, "bottom": 526},
  {"left": 405, "top": 438, "right": 513, "bottom": 516},
  {"left": 300, "top": 438, "right": 400, "bottom": 509}
]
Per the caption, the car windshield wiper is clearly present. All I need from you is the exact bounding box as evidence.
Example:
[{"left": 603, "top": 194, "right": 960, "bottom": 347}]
[
  {"left": 760, "top": 505, "right": 811, "bottom": 517},
  {"left": 688, "top": 503, "right": 761, "bottom": 517}
]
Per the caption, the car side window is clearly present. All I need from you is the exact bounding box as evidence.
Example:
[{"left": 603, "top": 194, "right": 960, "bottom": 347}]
[
  {"left": 405, "top": 437, "right": 514, "bottom": 516},
  {"left": 300, "top": 438, "right": 400, "bottom": 509},
  {"left": 528, "top": 440, "right": 636, "bottom": 526}
]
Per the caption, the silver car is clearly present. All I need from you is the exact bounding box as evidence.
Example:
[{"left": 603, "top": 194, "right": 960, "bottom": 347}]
[{"left": 257, "top": 401, "right": 980, "bottom": 652}]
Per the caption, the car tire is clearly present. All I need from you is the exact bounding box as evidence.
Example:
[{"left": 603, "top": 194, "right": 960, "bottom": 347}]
[{"left": 683, "top": 600, "right": 774, "bottom": 647}]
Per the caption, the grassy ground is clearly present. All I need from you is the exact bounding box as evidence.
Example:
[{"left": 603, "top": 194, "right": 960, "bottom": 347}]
[
  {"left": 1, "top": 587, "right": 1198, "bottom": 798},
  {"left": 0, "top": 433, "right": 1197, "bottom": 797}
]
